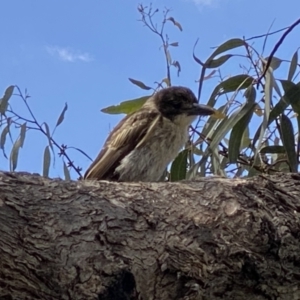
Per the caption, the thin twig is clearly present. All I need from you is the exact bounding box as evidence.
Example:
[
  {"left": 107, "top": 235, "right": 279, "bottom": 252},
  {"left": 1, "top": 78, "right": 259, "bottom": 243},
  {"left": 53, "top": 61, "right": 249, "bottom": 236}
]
[{"left": 256, "top": 18, "right": 300, "bottom": 86}]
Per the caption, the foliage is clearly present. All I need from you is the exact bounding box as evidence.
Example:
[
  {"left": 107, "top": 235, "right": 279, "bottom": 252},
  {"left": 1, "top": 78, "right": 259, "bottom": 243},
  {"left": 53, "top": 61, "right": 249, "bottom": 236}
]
[
  {"left": 0, "top": 87, "right": 90, "bottom": 179},
  {"left": 1, "top": 4, "right": 300, "bottom": 180}
]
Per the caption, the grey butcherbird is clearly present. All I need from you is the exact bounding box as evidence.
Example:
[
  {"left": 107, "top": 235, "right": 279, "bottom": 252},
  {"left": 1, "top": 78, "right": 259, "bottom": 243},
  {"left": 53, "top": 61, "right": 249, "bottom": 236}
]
[{"left": 84, "top": 86, "right": 215, "bottom": 182}]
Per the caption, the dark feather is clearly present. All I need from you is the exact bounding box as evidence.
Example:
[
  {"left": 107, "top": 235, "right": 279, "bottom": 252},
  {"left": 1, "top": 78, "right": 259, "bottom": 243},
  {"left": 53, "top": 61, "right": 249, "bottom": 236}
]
[{"left": 84, "top": 108, "right": 159, "bottom": 180}]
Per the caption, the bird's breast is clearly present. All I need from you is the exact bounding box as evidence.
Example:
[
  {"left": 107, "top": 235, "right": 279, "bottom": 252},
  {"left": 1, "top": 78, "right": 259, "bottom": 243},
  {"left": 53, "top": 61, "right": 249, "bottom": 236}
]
[{"left": 116, "top": 117, "right": 189, "bottom": 181}]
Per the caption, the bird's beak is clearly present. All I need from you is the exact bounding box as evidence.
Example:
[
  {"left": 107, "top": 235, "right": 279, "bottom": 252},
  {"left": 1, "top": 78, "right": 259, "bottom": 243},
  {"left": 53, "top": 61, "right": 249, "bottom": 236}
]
[{"left": 188, "top": 103, "right": 216, "bottom": 116}]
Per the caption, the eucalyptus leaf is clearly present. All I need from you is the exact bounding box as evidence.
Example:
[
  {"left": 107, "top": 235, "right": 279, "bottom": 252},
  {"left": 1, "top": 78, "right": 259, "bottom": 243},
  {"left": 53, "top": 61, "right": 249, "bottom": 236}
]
[
  {"left": 170, "top": 149, "right": 188, "bottom": 181},
  {"left": 128, "top": 78, "right": 151, "bottom": 90},
  {"left": 63, "top": 161, "right": 71, "bottom": 180},
  {"left": 101, "top": 96, "right": 150, "bottom": 115},
  {"left": 43, "top": 145, "right": 51, "bottom": 177},
  {"left": 56, "top": 103, "right": 68, "bottom": 127},
  {"left": 280, "top": 114, "right": 297, "bottom": 172},
  {"left": 0, "top": 85, "right": 14, "bottom": 114}
]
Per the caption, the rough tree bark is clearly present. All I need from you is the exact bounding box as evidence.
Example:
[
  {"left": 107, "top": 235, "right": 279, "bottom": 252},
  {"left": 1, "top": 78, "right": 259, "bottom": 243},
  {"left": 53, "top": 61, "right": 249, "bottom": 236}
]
[{"left": 0, "top": 171, "right": 300, "bottom": 300}]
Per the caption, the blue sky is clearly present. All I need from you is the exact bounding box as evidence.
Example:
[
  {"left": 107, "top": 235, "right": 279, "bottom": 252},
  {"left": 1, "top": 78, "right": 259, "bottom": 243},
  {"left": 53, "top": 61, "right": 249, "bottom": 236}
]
[{"left": 1, "top": 0, "right": 300, "bottom": 178}]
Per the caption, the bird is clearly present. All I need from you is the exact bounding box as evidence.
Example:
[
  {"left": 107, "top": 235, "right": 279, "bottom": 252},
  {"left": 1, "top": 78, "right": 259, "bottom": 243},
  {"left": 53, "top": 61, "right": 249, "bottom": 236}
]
[{"left": 84, "top": 86, "right": 215, "bottom": 182}]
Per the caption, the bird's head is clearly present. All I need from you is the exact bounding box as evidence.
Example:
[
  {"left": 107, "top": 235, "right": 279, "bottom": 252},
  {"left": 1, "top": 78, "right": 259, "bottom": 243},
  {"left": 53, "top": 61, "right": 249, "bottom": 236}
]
[{"left": 149, "top": 86, "right": 215, "bottom": 126}]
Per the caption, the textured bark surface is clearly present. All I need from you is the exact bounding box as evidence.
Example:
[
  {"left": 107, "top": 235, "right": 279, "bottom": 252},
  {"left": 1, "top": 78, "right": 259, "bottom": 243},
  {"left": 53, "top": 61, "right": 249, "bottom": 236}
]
[{"left": 0, "top": 172, "right": 300, "bottom": 300}]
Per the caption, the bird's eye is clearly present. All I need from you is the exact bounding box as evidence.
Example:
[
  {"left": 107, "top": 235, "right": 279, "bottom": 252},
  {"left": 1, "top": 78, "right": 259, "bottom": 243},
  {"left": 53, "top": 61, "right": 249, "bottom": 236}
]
[{"left": 172, "top": 101, "right": 182, "bottom": 109}]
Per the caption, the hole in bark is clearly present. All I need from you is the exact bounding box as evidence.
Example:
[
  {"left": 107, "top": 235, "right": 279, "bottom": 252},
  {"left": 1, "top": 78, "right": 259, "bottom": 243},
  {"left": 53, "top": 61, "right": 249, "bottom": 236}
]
[
  {"left": 242, "top": 259, "right": 260, "bottom": 281},
  {"left": 98, "top": 270, "right": 136, "bottom": 300}
]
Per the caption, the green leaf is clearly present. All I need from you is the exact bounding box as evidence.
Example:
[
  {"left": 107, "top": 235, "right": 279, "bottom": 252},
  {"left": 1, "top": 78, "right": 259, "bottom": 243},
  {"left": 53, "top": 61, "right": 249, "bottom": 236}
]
[
  {"left": 227, "top": 86, "right": 256, "bottom": 161},
  {"left": 63, "top": 161, "right": 71, "bottom": 180},
  {"left": 44, "top": 122, "right": 54, "bottom": 152},
  {"left": 280, "top": 114, "right": 297, "bottom": 172},
  {"left": 170, "top": 149, "right": 188, "bottom": 181},
  {"left": 10, "top": 138, "right": 22, "bottom": 171},
  {"left": 56, "top": 103, "right": 68, "bottom": 127},
  {"left": 0, "top": 123, "right": 11, "bottom": 158},
  {"left": 253, "top": 81, "right": 300, "bottom": 146},
  {"left": 0, "top": 85, "right": 14, "bottom": 114},
  {"left": 202, "top": 104, "right": 229, "bottom": 137},
  {"left": 228, "top": 103, "right": 255, "bottom": 163},
  {"left": 221, "top": 75, "right": 253, "bottom": 92},
  {"left": 166, "top": 50, "right": 172, "bottom": 65},
  {"left": 101, "top": 96, "right": 150, "bottom": 115},
  {"left": 172, "top": 60, "right": 181, "bottom": 77},
  {"left": 288, "top": 50, "right": 298, "bottom": 81},
  {"left": 211, "top": 148, "right": 226, "bottom": 176},
  {"left": 193, "top": 40, "right": 204, "bottom": 66},
  {"left": 187, "top": 155, "right": 208, "bottom": 179},
  {"left": 260, "top": 145, "right": 285, "bottom": 154},
  {"left": 0, "top": 123, "right": 10, "bottom": 150},
  {"left": 207, "top": 38, "right": 245, "bottom": 62},
  {"left": 167, "top": 17, "right": 183, "bottom": 31},
  {"left": 19, "top": 122, "right": 27, "bottom": 148},
  {"left": 280, "top": 80, "right": 300, "bottom": 107},
  {"left": 253, "top": 70, "right": 273, "bottom": 152},
  {"left": 43, "top": 145, "right": 51, "bottom": 177},
  {"left": 205, "top": 54, "right": 233, "bottom": 68},
  {"left": 281, "top": 80, "right": 300, "bottom": 116},
  {"left": 128, "top": 78, "right": 152, "bottom": 90},
  {"left": 264, "top": 56, "right": 282, "bottom": 70},
  {"left": 206, "top": 75, "right": 253, "bottom": 108},
  {"left": 209, "top": 93, "right": 256, "bottom": 152}
]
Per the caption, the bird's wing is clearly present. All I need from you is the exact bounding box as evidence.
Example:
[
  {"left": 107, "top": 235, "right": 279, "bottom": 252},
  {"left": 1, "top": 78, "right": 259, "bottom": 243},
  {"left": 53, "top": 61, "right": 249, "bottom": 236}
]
[{"left": 84, "top": 109, "right": 160, "bottom": 180}]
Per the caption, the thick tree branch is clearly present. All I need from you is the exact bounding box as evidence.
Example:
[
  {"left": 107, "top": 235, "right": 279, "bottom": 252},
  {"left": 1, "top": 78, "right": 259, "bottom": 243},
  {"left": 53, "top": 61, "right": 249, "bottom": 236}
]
[{"left": 0, "top": 172, "right": 300, "bottom": 299}]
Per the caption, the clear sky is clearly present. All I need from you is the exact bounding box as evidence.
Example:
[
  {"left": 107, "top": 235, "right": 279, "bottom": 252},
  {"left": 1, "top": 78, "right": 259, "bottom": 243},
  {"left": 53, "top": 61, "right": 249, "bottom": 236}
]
[{"left": 1, "top": 0, "right": 299, "bottom": 178}]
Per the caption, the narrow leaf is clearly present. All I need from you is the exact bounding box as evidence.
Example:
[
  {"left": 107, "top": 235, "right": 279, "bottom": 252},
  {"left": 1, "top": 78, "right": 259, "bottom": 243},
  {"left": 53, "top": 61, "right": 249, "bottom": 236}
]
[
  {"left": 280, "top": 114, "right": 297, "bottom": 172},
  {"left": 211, "top": 148, "right": 226, "bottom": 176},
  {"left": 0, "top": 85, "right": 14, "bottom": 114},
  {"left": 187, "top": 155, "right": 208, "bottom": 179},
  {"left": 43, "top": 145, "right": 51, "bottom": 177},
  {"left": 253, "top": 81, "right": 300, "bottom": 146},
  {"left": 19, "top": 122, "right": 27, "bottom": 147},
  {"left": 0, "top": 124, "right": 10, "bottom": 150},
  {"left": 254, "top": 70, "right": 272, "bottom": 151},
  {"left": 228, "top": 103, "right": 255, "bottom": 163},
  {"left": 166, "top": 50, "right": 172, "bottom": 65},
  {"left": 207, "top": 39, "right": 245, "bottom": 62},
  {"left": 260, "top": 145, "right": 285, "bottom": 154},
  {"left": 205, "top": 54, "right": 233, "bottom": 68},
  {"left": 167, "top": 17, "right": 183, "bottom": 31},
  {"left": 0, "top": 123, "right": 11, "bottom": 158},
  {"left": 128, "top": 78, "right": 151, "bottom": 90},
  {"left": 264, "top": 56, "right": 282, "bottom": 70},
  {"left": 170, "top": 149, "right": 188, "bottom": 181},
  {"left": 44, "top": 122, "right": 54, "bottom": 152},
  {"left": 202, "top": 104, "right": 229, "bottom": 137},
  {"left": 193, "top": 39, "right": 204, "bottom": 66},
  {"left": 101, "top": 96, "right": 150, "bottom": 115},
  {"left": 288, "top": 50, "right": 298, "bottom": 81},
  {"left": 172, "top": 60, "right": 181, "bottom": 77},
  {"left": 193, "top": 53, "right": 203, "bottom": 66},
  {"left": 209, "top": 101, "right": 255, "bottom": 151},
  {"left": 227, "top": 86, "right": 256, "bottom": 161},
  {"left": 63, "top": 161, "right": 71, "bottom": 180},
  {"left": 240, "top": 126, "right": 251, "bottom": 150},
  {"left": 56, "top": 103, "right": 68, "bottom": 127},
  {"left": 206, "top": 75, "right": 254, "bottom": 109},
  {"left": 202, "top": 70, "right": 217, "bottom": 81},
  {"left": 9, "top": 138, "right": 22, "bottom": 171}
]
